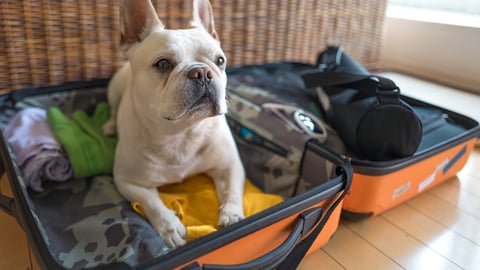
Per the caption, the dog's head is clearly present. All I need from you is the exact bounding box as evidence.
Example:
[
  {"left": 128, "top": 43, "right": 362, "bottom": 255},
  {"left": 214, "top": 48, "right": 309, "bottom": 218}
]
[{"left": 120, "top": 0, "right": 227, "bottom": 123}]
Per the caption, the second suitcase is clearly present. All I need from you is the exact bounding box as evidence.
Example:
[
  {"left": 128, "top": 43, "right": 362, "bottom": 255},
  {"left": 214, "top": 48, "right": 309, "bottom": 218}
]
[{"left": 305, "top": 46, "right": 480, "bottom": 219}]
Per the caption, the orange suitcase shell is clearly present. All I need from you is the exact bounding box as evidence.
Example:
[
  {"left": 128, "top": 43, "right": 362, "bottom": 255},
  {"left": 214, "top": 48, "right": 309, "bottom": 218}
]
[{"left": 342, "top": 96, "right": 480, "bottom": 219}]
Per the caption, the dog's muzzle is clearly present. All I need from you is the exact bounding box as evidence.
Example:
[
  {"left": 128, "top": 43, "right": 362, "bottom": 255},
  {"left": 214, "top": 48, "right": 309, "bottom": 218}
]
[
  {"left": 181, "top": 64, "right": 224, "bottom": 117},
  {"left": 161, "top": 65, "right": 226, "bottom": 121}
]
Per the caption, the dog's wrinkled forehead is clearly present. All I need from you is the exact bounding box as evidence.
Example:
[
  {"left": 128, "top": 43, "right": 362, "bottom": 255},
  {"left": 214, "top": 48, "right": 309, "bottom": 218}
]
[
  {"left": 158, "top": 29, "right": 223, "bottom": 60},
  {"left": 129, "top": 27, "right": 224, "bottom": 65}
]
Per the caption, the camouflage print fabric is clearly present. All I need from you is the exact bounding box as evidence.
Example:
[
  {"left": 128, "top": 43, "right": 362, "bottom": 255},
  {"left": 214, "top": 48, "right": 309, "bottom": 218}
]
[
  {"left": 226, "top": 64, "right": 346, "bottom": 198},
  {"left": 0, "top": 89, "right": 168, "bottom": 269}
]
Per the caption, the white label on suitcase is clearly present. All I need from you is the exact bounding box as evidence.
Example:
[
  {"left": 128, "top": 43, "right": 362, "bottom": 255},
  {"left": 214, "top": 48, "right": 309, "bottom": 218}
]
[
  {"left": 393, "top": 182, "right": 411, "bottom": 200},
  {"left": 418, "top": 158, "right": 450, "bottom": 193}
]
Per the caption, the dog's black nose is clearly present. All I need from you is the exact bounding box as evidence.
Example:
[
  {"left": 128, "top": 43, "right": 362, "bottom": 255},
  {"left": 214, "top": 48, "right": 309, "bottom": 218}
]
[{"left": 187, "top": 66, "right": 213, "bottom": 84}]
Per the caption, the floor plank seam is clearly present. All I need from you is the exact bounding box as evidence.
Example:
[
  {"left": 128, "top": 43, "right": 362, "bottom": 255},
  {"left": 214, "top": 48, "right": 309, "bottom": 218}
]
[
  {"left": 342, "top": 221, "right": 407, "bottom": 270},
  {"left": 379, "top": 213, "right": 467, "bottom": 269},
  {"left": 319, "top": 246, "right": 348, "bottom": 270}
]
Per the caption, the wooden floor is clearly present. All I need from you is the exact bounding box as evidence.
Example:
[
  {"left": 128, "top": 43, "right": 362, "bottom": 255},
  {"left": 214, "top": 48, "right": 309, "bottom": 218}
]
[
  {"left": 0, "top": 73, "right": 479, "bottom": 269},
  {"left": 0, "top": 173, "right": 40, "bottom": 270},
  {"left": 299, "top": 147, "right": 480, "bottom": 270}
]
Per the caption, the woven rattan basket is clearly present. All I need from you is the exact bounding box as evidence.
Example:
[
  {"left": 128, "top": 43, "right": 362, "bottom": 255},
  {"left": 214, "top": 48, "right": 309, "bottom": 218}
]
[{"left": 0, "top": 0, "right": 386, "bottom": 94}]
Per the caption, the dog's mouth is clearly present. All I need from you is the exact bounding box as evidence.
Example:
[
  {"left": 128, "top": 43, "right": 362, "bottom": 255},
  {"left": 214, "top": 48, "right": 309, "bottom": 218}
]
[
  {"left": 162, "top": 87, "right": 224, "bottom": 121},
  {"left": 186, "top": 89, "right": 222, "bottom": 116},
  {"left": 191, "top": 89, "right": 217, "bottom": 109}
]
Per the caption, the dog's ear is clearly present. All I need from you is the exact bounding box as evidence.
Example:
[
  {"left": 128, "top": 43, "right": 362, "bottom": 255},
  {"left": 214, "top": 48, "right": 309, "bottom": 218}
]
[
  {"left": 120, "top": 0, "right": 164, "bottom": 53},
  {"left": 191, "top": 0, "right": 218, "bottom": 40}
]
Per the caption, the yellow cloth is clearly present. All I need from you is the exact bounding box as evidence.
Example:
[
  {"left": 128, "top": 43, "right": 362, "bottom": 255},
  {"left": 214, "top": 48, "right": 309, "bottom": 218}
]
[{"left": 132, "top": 174, "right": 283, "bottom": 242}]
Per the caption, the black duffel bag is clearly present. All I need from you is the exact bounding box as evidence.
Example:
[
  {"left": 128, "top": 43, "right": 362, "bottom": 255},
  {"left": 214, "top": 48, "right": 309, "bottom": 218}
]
[{"left": 302, "top": 46, "right": 423, "bottom": 161}]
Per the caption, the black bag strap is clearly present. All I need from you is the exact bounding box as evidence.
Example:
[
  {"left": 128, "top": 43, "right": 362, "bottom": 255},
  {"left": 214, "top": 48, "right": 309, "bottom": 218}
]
[
  {"left": 303, "top": 45, "right": 370, "bottom": 88},
  {"left": 277, "top": 162, "right": 353, "bottom": 270},
  {"left": 301, "top": 45, "right": 402, "bottom": 105}
]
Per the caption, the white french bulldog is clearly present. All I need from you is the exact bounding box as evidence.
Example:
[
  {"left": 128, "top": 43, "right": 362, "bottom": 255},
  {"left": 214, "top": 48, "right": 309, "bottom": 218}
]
[{"left": 103, "top": 0, "right": 245, "bottom": 248}]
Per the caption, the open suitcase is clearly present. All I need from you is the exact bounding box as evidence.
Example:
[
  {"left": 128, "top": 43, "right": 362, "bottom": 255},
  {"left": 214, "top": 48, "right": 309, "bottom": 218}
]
[
  {"left": 0, "top": 0, "right": 387, "bottom": 269},
  {"left": 0, "top": 81, "right": 352, "bottom": 269}
]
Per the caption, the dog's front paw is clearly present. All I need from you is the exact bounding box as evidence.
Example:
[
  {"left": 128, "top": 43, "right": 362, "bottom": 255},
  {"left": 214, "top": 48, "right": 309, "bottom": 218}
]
[
  {"left": 218, "top": 202, "right": 244, "bottom": 228},
  {"left": 152, "top": 210, "right": 187, "bottom": 248},
  {"left": 102, "top": 119, "right": 117, "bottom": 136}
]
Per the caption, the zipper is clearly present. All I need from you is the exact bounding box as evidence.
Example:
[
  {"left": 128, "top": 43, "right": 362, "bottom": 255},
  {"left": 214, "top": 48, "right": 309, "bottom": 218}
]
[{"left": 226, "top": 116, "right": 289, "bottom": 157}]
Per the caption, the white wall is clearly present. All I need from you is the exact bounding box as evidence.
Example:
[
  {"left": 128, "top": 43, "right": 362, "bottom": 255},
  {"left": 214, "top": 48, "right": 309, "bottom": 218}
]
[{"left": 379, "top": 11, "right": 480, "bottom": 94}]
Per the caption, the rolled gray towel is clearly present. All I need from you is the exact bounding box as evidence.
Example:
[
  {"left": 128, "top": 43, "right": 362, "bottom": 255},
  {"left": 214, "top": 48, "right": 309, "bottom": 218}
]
[{"left": 3, "top": 108, "right": 73, "bottom": 192}]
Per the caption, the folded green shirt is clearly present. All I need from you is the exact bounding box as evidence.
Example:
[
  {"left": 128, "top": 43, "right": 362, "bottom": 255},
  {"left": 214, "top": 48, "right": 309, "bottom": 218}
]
[{"left": 47, "top": 102, "right": 118, "bottom": 178}]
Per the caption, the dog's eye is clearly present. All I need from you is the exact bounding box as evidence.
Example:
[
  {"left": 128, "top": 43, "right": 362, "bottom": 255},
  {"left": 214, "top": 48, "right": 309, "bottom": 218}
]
[
  {"left": 154, "top": 59, "right": 171, "bottom": 71},
  {"left": 215, "top": 56, "right": 226, "bottom": 67}
]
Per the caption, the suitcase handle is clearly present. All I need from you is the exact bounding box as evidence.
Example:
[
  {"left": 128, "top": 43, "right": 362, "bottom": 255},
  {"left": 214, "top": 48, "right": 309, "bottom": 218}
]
[
  {"left": 195, "top": 207, "right": 324, "bottom": 270},
  {"left": 0, "top": 163, "right": 16, "bottom": 218},
  {"left": 0, "top": 191, "right": 15, "bottom": 218}
]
